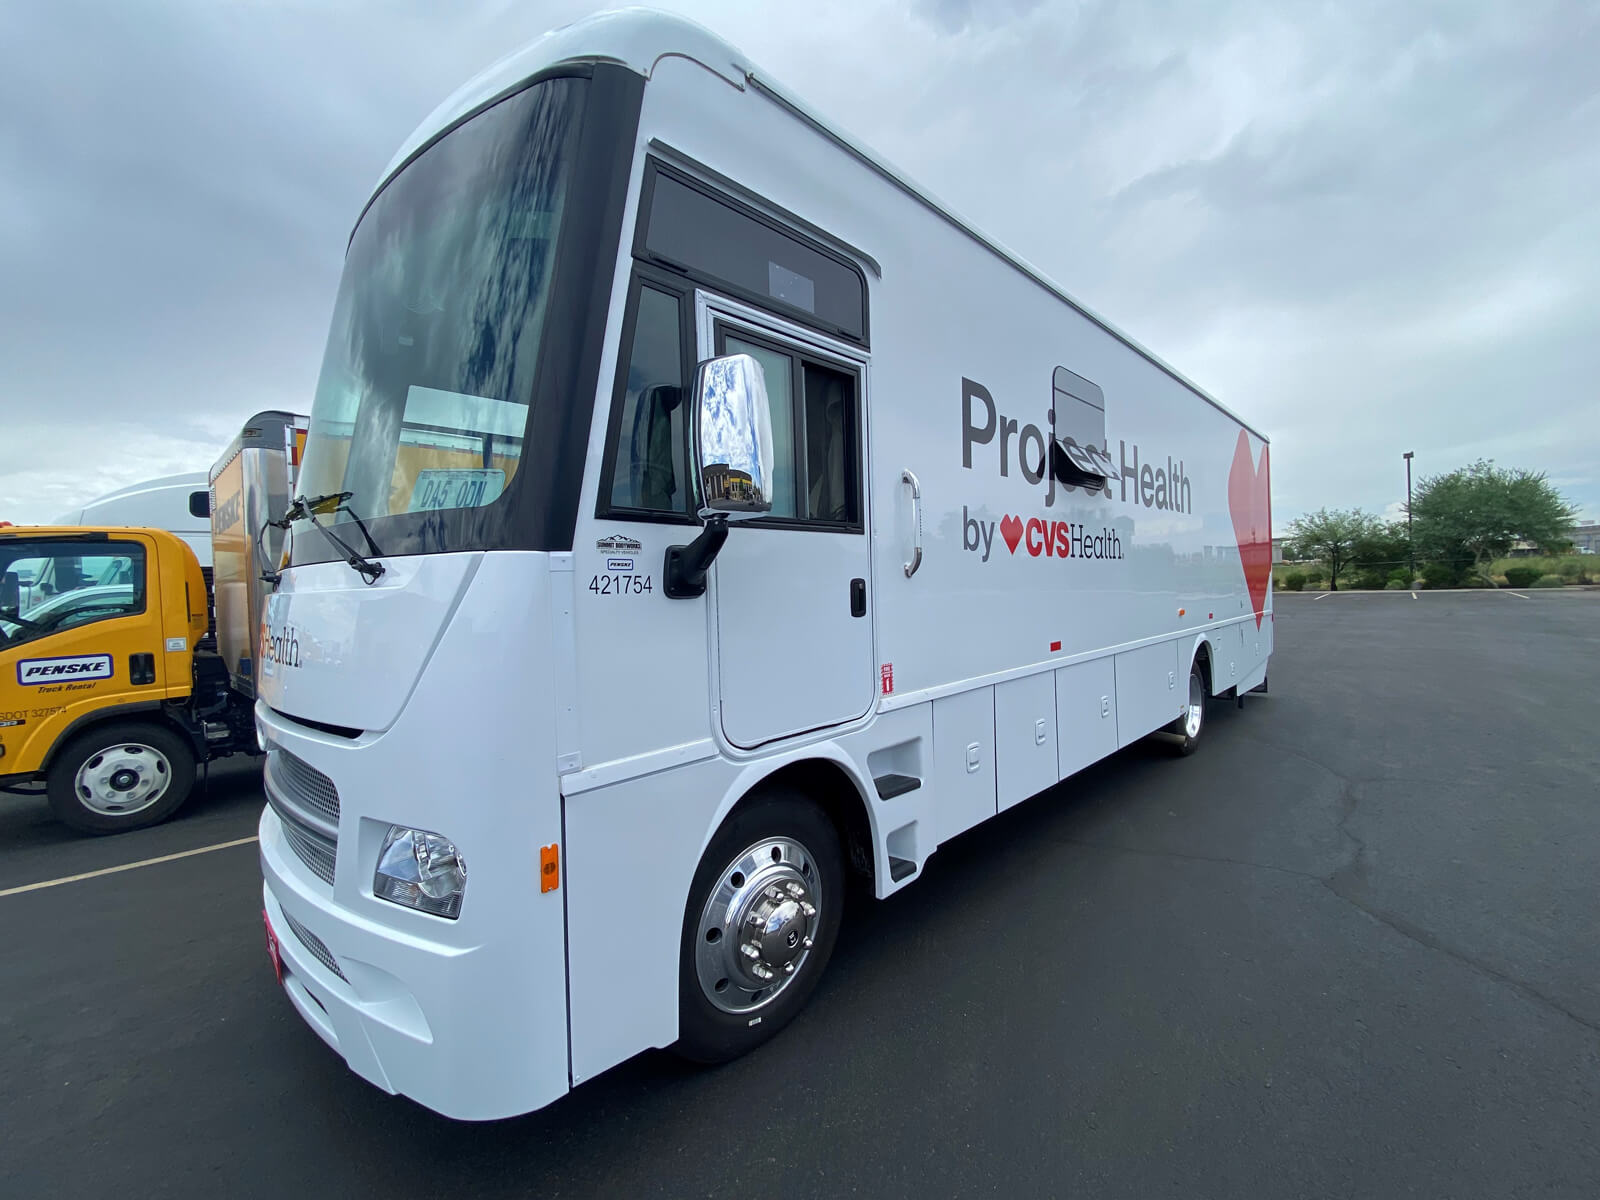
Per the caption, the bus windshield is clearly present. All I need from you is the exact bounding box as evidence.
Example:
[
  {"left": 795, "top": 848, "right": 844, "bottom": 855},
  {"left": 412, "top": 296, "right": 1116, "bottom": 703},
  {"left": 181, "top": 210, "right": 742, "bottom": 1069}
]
[{"left": 291, "top": 76, "right": 586, "bottom": 563}]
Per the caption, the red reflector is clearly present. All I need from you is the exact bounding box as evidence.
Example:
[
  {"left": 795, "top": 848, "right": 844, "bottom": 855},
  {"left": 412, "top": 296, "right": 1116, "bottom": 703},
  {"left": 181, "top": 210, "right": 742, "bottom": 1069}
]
[
  {"left": 1050, "top": 640, "right": 1062, "bottom": 652},
  {"left": 263, "top": 909, "right": 283, "bottom": 986}
]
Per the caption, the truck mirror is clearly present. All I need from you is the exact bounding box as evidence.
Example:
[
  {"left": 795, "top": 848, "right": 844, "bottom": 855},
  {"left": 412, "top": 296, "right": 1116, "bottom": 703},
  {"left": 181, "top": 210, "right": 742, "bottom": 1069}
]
[
  {"left": 0, "top": 571, "right": 18, "bottom": 616},
  {"left": 692, "top": 353, "right": 776, "bottom": 520},
  {"left": 189, "top": 491, "right": 212, "bottom": 519}
]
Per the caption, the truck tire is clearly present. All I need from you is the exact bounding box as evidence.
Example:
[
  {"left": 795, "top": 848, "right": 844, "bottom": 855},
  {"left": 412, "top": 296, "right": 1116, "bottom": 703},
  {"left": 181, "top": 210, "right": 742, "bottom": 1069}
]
[
  {"left": 46, "top": 721, "right": 196, "bottom": 835},
  {"left": 1166, "top": 661, "right": 1207, "bottom": 756},
  {"left": 675, "top": 789, "right": 845, "bottom": 1064}
]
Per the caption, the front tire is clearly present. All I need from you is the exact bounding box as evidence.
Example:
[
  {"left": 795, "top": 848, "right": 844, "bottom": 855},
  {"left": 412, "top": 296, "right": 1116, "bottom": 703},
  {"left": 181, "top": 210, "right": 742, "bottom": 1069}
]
[
  {"left": 675, "top": 789, "right": 845, "bottom": 1064},
  {"left": 46, "top": 720, "right": 196, "bottom": 835},
  {"left": 1167, "top": 661, "right": 1208, "bottom": 756}
]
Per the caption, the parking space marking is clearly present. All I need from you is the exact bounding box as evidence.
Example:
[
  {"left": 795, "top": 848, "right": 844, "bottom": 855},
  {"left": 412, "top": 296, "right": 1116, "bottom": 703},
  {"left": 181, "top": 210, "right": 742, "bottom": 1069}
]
[
  {"left": 1314, "top": 592, "right": 1333, "bottom": 599},
  {"left": 0, "top": 835, "right": 259, "bottom": 898},
  {"left": 1505, "top": 590, "right": 1532, "bottom": 600}
]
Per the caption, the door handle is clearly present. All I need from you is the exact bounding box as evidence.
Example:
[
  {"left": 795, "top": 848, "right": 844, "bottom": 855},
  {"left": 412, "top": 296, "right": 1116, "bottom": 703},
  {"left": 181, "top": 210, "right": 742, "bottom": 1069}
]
[
  {"left": 850, "top": 578, "right": 867, "bottom": 618},
  {"left": 902, "top": 469, "right": 923, "bottom": 578},
  {"left": 129, "top": 653, "right": 156, "bottom": 686}
]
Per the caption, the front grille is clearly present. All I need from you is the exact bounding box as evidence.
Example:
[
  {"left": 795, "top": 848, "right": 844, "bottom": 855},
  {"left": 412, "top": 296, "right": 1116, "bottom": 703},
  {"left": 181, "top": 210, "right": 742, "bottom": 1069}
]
[
  {"left": 267, "top": 750, "right": 340, "bottom": 825},
  {"left": 275, "top": 806, "right": 337, "bottom": 884},
  {"left": 281, "top": 910, "right": 347, "bottom": 982},
  {"left": 265, "top": 748, "right": 339, "bottom": 886}
]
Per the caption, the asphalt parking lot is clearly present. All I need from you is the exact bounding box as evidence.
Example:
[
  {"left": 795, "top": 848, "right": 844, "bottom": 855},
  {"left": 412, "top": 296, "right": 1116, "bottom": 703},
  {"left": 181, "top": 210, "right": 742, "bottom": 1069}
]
[{"left": 3, "top": 589, "right": 1597, "bottom": 1198}]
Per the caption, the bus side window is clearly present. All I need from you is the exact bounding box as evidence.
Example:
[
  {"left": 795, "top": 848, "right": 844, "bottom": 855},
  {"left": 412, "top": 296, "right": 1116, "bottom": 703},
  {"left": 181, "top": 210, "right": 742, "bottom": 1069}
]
[{"left": 605, "top": 284, "right": 689, "bottom": 515}]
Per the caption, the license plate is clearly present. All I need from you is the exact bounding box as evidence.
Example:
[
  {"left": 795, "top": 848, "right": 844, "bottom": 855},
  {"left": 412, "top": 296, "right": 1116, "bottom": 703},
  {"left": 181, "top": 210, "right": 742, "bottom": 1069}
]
[
  {"left": 263, "top": 908, "right": 283, "bottom": 986},
  {"left": 407, "top": 468, "right": 505, "bottom": 512}
]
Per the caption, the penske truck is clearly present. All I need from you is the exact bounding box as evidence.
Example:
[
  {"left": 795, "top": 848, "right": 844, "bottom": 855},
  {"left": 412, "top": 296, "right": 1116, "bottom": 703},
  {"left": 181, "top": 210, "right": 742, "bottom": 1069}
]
[
  {"left": 0, "top": 413, "right": 306, "bottom": 833},
  {"left": 255, "top": 8, "right": 1274, "bottom": 1120}
]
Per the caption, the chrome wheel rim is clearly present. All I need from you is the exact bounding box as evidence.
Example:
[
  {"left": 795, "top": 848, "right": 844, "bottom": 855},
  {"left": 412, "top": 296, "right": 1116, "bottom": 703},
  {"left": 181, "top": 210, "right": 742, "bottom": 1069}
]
[
  {"left": 1184, "top": 671, "right": 1204, "bottom": 739},
  {"left": 74, "top": 743, "right": 172, "bottom": 816},
  {"left": 694, "top": 836, "right": 822, "bottom": 1015}
]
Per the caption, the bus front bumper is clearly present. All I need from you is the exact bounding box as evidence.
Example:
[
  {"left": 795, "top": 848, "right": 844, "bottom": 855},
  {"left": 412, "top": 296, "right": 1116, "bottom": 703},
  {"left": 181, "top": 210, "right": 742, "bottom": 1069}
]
[{"left": 259, "top": 805, "right": 569, "bottom": 1121}]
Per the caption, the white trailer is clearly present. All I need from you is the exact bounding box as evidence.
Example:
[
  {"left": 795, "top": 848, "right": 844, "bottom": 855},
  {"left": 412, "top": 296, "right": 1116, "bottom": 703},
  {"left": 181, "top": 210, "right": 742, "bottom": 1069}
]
[
  {"left": 53, "top": 473, "right": 214, "bottom": 567},
  {"left": 257, "top": 8, "right": 1274, "bottom": 1120}
]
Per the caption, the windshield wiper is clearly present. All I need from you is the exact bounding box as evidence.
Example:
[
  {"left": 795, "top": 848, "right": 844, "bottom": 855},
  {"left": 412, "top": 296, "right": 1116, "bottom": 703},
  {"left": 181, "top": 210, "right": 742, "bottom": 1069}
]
[{"left": 282, "top": 492, "right": 386, "bottom": 584}]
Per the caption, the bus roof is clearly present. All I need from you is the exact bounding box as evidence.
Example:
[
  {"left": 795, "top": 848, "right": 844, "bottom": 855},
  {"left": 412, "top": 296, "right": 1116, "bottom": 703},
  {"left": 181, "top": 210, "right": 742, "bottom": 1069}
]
[{"left": 377, "top": 7, "right": 1266, "bottom": 443}]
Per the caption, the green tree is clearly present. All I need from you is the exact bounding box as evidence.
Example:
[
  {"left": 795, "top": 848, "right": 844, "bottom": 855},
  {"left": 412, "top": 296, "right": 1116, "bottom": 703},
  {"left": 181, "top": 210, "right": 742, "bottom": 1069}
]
[
  {"left": 1350, "top": 519, "right": 1412, "bottom": 574},
  {"left": 1410, "top": 461, "right": 1577, "bottom": 582},
  {"left": 1285, "top": 508, "right": 1383, "bottom": 590}
]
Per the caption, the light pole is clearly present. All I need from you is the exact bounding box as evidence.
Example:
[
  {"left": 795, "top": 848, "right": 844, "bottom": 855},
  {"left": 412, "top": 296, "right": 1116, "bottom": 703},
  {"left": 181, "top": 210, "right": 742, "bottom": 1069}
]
[{"left": 1403, "top": 451, "right": 1415, "bottom": 579}]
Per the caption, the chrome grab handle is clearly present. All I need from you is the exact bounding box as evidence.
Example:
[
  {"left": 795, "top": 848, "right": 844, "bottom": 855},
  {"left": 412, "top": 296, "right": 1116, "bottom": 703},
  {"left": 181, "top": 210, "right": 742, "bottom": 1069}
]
[{"left": 902, "top": 469, "right": 923, "bottom": 578}]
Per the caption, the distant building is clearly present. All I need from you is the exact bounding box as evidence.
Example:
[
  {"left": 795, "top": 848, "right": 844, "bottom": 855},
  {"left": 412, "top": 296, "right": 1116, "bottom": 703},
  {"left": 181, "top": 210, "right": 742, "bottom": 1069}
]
[
  {"left": 1510, "top": 522, "right": 1598, "bottom": 556},
  {"left": 1272, "top": 537, "right": 1285, "bottom": 564}
]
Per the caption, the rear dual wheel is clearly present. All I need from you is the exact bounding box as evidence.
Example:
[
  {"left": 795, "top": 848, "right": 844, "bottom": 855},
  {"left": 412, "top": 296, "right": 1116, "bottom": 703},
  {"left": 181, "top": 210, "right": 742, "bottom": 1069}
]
[{"left": 676, "top": 790, "right": 844, "bottom": 1063}]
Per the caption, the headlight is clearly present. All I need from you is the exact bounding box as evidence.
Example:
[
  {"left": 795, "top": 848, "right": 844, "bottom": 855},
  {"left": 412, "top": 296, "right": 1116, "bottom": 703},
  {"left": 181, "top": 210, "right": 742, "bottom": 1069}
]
[{"left": 373, "top": 826, "right": 467, "bottom": 919}]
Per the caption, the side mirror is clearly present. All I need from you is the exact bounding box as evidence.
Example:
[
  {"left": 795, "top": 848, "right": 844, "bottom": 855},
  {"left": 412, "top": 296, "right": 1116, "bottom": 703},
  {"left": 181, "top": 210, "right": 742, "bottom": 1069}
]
[
  {"left": 0, "top": 571, "right": 18, "bottom": 616},
  {"left": 664, "top": 354, "right": 777, "bottom": 599},
  {"left": 188, "top": 491, "right": 212, "bottom": 519},
  {"left": 692, "top": 353, "right": 776, "bottom": 519}
]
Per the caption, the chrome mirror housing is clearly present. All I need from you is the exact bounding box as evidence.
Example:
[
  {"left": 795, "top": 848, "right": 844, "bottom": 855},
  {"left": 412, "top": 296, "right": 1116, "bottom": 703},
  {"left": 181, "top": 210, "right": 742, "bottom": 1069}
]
[{"left": 692, "top": 353, "right": 776, "bottom": 519}]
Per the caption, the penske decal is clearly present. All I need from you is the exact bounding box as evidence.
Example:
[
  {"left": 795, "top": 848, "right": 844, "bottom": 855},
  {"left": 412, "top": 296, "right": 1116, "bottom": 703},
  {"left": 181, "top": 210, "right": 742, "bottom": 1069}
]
[{"left": 17, "top": 654, "right": 114, "bottom": 686}]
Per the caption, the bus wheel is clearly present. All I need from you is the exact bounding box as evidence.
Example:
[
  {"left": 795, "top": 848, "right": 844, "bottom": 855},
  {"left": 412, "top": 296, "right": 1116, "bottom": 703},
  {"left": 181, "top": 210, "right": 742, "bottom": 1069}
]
[
  {"left": 1167, "top": 661, "right": 1207, "bottom": 756},
  {"left": 46, "top": 721, "right": 195, "bottom": 835},
  {"left": 676, "top": 790, "right": 844, "bottom": 1063}
]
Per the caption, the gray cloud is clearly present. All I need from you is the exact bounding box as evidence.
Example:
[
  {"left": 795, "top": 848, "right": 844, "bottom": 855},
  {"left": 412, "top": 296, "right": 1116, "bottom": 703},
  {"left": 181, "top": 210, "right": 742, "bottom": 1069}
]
[{"left": 2, "top": 0, "right": 1596, "bottom": 529}]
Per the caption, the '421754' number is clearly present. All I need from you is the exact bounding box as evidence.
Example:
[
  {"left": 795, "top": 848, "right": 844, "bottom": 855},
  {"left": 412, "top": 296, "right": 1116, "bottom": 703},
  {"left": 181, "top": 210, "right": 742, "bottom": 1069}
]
[{"left": 589, "top": 574, "right": 653, "bottom": 596}]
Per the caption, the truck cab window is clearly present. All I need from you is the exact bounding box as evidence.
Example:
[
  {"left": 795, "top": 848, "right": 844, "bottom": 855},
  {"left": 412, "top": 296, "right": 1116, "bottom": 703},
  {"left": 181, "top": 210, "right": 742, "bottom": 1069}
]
[
  {"left": 0, "top": 543, "right": 145, "bottom": 648},
  {"left": 607, "top": 285, "right": 688, "bottom": 514}
]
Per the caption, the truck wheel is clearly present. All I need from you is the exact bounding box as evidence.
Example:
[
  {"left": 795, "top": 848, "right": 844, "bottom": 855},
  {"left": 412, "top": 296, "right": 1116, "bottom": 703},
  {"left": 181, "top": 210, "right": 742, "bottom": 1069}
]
[
  {"left": 675, "top": 790, "right": 845, "bottom": 1064},
  {"left": 46, "top": 721, "right": 196, "bottom": 835},
  {"left": 1167, "top": 661, "right": 1207, "bottom": 756}
]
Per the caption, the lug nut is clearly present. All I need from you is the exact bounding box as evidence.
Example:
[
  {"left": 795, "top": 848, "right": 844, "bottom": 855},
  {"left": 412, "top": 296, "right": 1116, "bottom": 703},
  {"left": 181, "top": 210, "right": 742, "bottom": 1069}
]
[
  {"left": 803, "top": 937, "right": 813, "bottom": 948},
  {"left": 741, "top": 942, "right": 761, "bottom": 959},
  {"left": 786, "top": 882, "right": 804, "bottom": 897},
  {"left": 753, "top": 964, "right": 774, "bottom": 981},
  {"left": 799, "top": 901, "right": 816, "bottom": 917},
  {"left": 784, "top": 961, "right": 795, "bottom": 974}
]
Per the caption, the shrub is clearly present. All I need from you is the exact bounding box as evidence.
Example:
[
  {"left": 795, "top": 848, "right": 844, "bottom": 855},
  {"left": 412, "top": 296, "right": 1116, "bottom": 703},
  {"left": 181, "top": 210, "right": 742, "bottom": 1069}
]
[
  {"left": 1385, "top": 579, "right": 1408, "bottom": 590},
  {"left": 1504, "top": 566, "right": 1541, "bottom": 588},
  {"left": 1283, "top": 571, "right": 1306, "bottom": 592},
  {"left": 1303, "top": 566, "right": 1325, "bottom": 582},
  {"left": 1387, "top": 568, "right": 1410, "bottom": 586},
  {"left": 1420, "top": 563, "right": 1455, "bottom": 589},
  {"left": 1353, "top": 569, "right": 1388, "bottom": 590},
  {"left": 1531, "top": 574, "right": 1565, "bottom": 588},
  {"left": 1558, "top": 559, "right": 1582, "bottom": 581}
]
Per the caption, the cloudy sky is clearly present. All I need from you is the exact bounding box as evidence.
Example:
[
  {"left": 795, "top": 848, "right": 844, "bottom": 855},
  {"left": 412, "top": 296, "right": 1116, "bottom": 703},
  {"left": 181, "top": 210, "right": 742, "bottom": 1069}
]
[{"left": 3, "top": 0, "right": 1596, "bottom": 528}]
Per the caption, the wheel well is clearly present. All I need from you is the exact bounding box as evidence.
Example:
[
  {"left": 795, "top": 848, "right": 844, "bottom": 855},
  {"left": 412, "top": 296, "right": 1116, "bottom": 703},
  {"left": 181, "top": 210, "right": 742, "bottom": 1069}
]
[
  {"left": 1193, "top": 642, "right": 1213, "bottom": 693},
  {"left": 744, "top": 758, "right": 875, "bottom": 887}
]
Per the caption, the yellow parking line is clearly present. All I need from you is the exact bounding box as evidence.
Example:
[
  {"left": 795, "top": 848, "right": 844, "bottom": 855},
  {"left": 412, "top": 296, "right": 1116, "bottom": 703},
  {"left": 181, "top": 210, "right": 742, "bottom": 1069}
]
[{"left": 0, "top": 835, "right": 259, "bottom": 898}]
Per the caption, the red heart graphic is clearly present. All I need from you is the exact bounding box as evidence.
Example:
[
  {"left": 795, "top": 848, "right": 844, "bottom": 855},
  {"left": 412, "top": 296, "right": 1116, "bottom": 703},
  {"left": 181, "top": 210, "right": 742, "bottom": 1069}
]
[
  {"left": 1228, "top": 431, "right": 1272, "bottom": 626},
  {"left": 999, "top": 514, "right": 1024, "bottom": 554}
]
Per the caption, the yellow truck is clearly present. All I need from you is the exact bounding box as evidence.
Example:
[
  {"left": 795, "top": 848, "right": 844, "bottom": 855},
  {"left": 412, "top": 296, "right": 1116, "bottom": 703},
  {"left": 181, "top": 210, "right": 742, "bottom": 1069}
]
[{"left": 0, "top": 526, "right": 258, "bottom": 832}]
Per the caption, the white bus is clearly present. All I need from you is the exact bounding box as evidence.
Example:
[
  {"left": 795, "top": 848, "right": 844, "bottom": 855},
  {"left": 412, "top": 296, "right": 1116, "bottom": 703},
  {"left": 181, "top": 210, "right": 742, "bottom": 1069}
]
[{"left": 257, "top": 8, "right": 1274, "bottom": 1120}]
